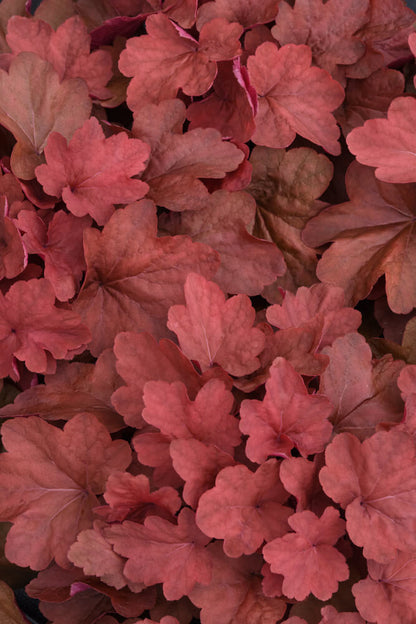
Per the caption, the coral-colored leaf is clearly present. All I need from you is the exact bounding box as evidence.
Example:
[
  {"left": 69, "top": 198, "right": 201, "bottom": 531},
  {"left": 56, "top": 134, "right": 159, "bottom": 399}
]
[
  {"left": 353, "top": 551, "right": 416, "bottom": 624},
  {"left": 240, "top": 357, "right": 333, "bottom": 461},
  {"left": 303, "top": 161, "right": 416, "bottom": 314},
  {"left": 271, "top": 0, "right": 368, "bottom": 83},
  {"left": 0, "top": 278, "right": 91, "bottom": 378},
  {"left": 320, "top": 333, "right": 405, "bottom": 438},
  {"left": 0, "top": 52, "right": 91, "bottom": 179},
  {"left": 6, "top": 15, "right": 113, "bottom": 98},
  {"left": 195, "top": 460, "right": 291, "bottom": 557},
  {"left": 196, "top": 0, "right": 279, "bottom": 29},
  {"left": 111, "top": 331, "right": 221, "bottom": 428},
  {"left": 167, "top": 273, "right": 265, "bottom": 376},
  {"left": 105, "top": 508, "right": 212, "bottom": 600},
  {"left": 16, "top": 209, "right": 90, "bottom": 301},
  {"left": 0, "top": 349, "right": 125, "bottom": 432},
  {"left": 247, "top": 42, "right": 344, "bottom": 154},
  {"left": 320, "top": 430, "right": 416, "bottom": 562},
  {"left": 263, "top": 507, "right": 348, "bottom": 601},
  {"left": 163, "top": 189, "right": 286, "bottom": 296},
  {"left": 347, "top": 97, "right": 416, "bottom": 183},
  {"left": 73, "top": 202, "right": 219, "bottom": 355},
  {"left": 35, "top": 117, "right": 150, "bottom": 225},
  {"left": 0, "top": 414, "right": 131, "bottom": 569},
  {"left": 120, "top": 13, "right": 242, "bottom": 110},
  {"left": 0, "top": 206, "right": 26, "bottom": 280}
]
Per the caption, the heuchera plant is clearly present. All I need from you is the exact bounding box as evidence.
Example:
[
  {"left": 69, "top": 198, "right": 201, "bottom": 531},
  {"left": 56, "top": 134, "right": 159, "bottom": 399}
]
[{"left": 1, "top": 0, "right": 416, "bottom": 623}]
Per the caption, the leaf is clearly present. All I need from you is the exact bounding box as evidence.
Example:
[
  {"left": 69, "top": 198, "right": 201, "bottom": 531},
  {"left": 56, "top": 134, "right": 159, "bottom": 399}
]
[
  {"left": 6, "top": 15, "right": 113, "bottom": 98},
  {"left": 0, "top": 349, "right": 125, "bottom": 432},
  {"left": 105, "top": 508, "right": 212, "bottom": 600},
  {"left": 195, "top": 460, "right": 291, "bottom": 557},
  {"left": 0, "top": 414, "right": 131, "bottom": 569},
  {"left": 0, "top": 52, "right": 91, "bottom": 179},
  {"left": 196, "top": 0, "right": 279, "bottom": 29},
  {"left": 303, "top": 161, "right": 416, "bottom": 313},
  {"left": 320, "top": 430, "right": 416, "bottom": 562},
  {"left": 16, "top": 209, "right": 91, "bottom": 301},
  {"left": 240, "top": 357, "right": 333, "bottom": 462},
  {"left": 249, "top": 145, "right": 333, "bottom": 294},
  {"left": 133, "top": 99, "right": 245, "bottom": 211},
  {"left": 263, "top": 507, "right": 348, "bottom": 601},
  {"left": 352, "top": 551, "right": 416, "bottom": 624},
  {"left": 247, "top": 42, "right": 344, "bottom": 155},
  {"left": 163, "top": 189, "right": 286, "bottom": 296},
  {"left": 167, "top": 273, "right": 265, "bottom": 376},
  {"left": 35, "top": 117, "right": 150, "bottom": 225},
  {"left": 347, "top": 97, "right": 416, "bottom": 183},
  {"left": 0, "top": 278, "right": 91, "bottom": 379},
  {"left": 120, "top": 13, "right": 242, "bottom": 110},
  {"left": 0, "top": 206, "right": 26, "bottom": 280},
  {"left": 319, "top": 333, "right": 405, "bottom": 439},
  {"left": 73, "top": 202, "right": 219, "bottom": 355},
  {"left": 0, "top": 580, "right": 26, "bottom": 624},
  {"left": 271, "top": 0, "right": 369, "bottom": 83},
  {"left": 111, "top": 331, "right": 223, "bottom": 428}
]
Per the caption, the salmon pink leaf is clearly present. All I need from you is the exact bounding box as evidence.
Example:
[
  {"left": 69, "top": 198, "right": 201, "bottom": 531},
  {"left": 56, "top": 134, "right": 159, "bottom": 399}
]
[
  {"left": 35, "top": 117, "right": 150, "bottom": 225},
  {"left": 195, "top": 460, "right": 292, "bottom": 557},
  {"left": 16, "top": 209, "right": 91, "bottom": 301},
  {"left": 73, "top": 202, "right": 219, "bottom": 355},
  {"left": 0, "top": 205, "right": 26, "bottom": 280},
  {"left": 105, "top": 508, "right": 212, "bottom": 600},
  {"left": 320, "top": 430, "right": 416, "bottom": 562},
  {"left": 263, "top": 507, "right": 348, "bottom": 601},
  {"left": 240, "top": 357, "right": 333, "bottom": 462},
  {"left": 6, "top": 15, "right": 113, "bottom": 99},
  {"left": 347, "top": 97, "right": 416, "bottom": 183},
  {"left": 0, "top": 413, "right": 131, "bottom": 569},
  {"left": 111, "top": 331, "right": 223, "bottom": 428},
  {"left": 0, "top": 278, "right": 91, "bottom": 378},
  {"left": 196, "top": 0, "right": 279, "bottom": 29},
  {"left": 167, "top": 273, "right": 265, "bottom": 376},
  {"left": 247, "top": 42, "right": 344, "bottom": 155},
  {"left": 0, "top": 52, "right": 91, "bottom": 179}
]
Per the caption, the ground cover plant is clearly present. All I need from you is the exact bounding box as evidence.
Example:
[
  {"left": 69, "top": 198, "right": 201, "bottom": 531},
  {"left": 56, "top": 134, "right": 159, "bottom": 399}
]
[{"left": 1, "top": 0, "right": 416, "bottom": 622}]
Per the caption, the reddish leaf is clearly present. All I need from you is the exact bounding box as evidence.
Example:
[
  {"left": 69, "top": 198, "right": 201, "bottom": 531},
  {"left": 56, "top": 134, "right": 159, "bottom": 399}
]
[
  {"left": 0, "top": 204, "right": 26, "bottom": 280},
  {"left": 35, "top": 117, "right": 150, "bottom": 225},
  {"left": 347, "top": 97, "right": 416, "bottom": 183},
  {"left": 188, "top": 543, "right": 286, "bottom": 624},
  {"left": 319, "top": 332, "right": 404, "bottom": 439},
  {"left": 280, "top": 455, "right": 329, "bottom": 515},
  {"left": 142, "top": 379, "right": 240, "bottom": 453},
  {"left": 352, "top": 551, "right": 416, "bottom": 624},
  {"left": 303, "top": 161, "right": 416, "bottom": 314},
  {"left": 133, "top": 99, "right": 245, "bottom": 211},
  {"left": 398, "top": 364, "right": 416, "bottom": 400},
  {"left": 0, "top": 278, "right": 91, "bottom": 379},
  {"left": 247, "top": 42, "right": 344, "bottom": 155},
  {"left": 335, "top": 68, "right": 404, "bottom": 137},
  {"left": 120, "top": 13, "right": 242, "bottom": 110},
  {"left": 0, "top": 52, "right": 91, "bottom": 179},
  {"left": 263, "top": 507, "right": 348, "bottom": 601},
  {"left": 105, "top": 508, "right": 212, "bottom": 600},
  {"left": 95, "top": 471, "right": 181, "bottom": 523},
  {"left": 249, "top": 145, "right": 333, "bottom": 295},
  {"left": 195, "top": 460, "right": 291, "bottom": 557},
  {"left": 345, "top": 0, "right": 415, "bottom": 79},
  {"left": 0, "top": 349, "right": 125, "bottom": 432},
  {"left": 111, "top": 331, "right": 221, "bottom": 428},
  {"left": 320, "top": 430, "right": 416, "bottom": 562},
  {"left": 271, "top": 0, "right": 369, "bottom": 84},
  {"left": 240, "top": 357, "right": 333, "bottom": 462},
  {"left": 162, "top": 189, "right": 286, "bottom": 296},
  {"left": 196, "top": 0, "right": 279, "bottom": 29},
  {"left": 73, "top": 202, "right": 219, "bottom": 355},
  {"left": 16, "top": 209, "right": 90, "bottom": 301},
  {"left": 319, "top": 606, "right": 365, "bottom": 624},
  {"left": 167, "top": 273, "right": 265, "bottom": 376},
  {"left": 6, "top": 15, "right": 113, "bottom": 98},
  {"left": 0, "top": 414, "right": 131, "bottom": 569},
  {"left": 187, "top": 60, "right": 256, "bottom": 143}
]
